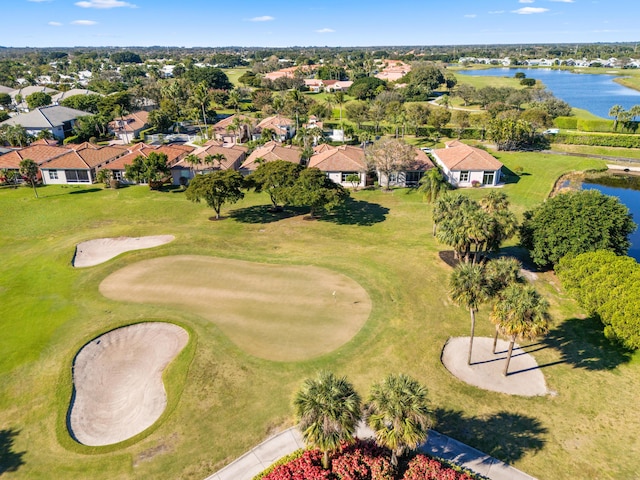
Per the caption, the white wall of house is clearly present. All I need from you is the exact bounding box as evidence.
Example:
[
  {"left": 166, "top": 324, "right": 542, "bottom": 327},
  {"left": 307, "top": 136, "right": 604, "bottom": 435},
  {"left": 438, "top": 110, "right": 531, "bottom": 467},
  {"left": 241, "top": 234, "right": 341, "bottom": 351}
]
[
  {"left": 41, "top": 168, "right": 92, "bottom": 185},
  {"left": 26, "top": 125, "right": 65, "bottom": 140},
  {"left": 444, "top": 169, "right": 501, "bottom": 188},
  {"left": 326, "top": 171, "right": 366, "bottom": 188}
]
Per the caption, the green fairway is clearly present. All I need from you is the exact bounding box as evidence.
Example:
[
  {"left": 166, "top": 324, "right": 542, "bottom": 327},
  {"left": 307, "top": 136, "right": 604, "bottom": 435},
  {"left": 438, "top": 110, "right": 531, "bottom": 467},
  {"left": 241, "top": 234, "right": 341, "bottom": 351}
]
[{"left": 1, "top": 148, "right": 639, "bottom": 480}]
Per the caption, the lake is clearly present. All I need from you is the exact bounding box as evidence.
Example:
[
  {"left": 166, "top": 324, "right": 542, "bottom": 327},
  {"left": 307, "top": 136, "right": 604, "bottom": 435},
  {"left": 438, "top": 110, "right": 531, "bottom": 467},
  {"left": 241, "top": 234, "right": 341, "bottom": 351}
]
[
  {"left": 458, "top": 68, "right": 640, "bottom": 119},
  {"left": 582, "top": 175, "right": 640, "bottom": 262}
]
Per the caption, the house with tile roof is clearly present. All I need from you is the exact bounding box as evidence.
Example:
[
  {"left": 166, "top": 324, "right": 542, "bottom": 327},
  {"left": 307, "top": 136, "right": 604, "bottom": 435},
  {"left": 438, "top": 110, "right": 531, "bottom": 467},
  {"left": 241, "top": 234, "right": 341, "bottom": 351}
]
[
  {"left": 210, "top": 114, "right": 256, "bottom": 145},
  {"left": 0, "top": 144, "right": 71, "bottom": 179},
  {"left": 0, "top": 105, "right": 90, "bottom": 140},
  {"left": 254, "top": 115, "right": 296, "bottom": 142},
  {"left": 51, "top": 88, "right": 102, "bottom": 105},
  {"left": 308, "top": 145, "right": 367, "bottom": 188},
  {"left": 39, "top": 143, "right": 127, "bottom": 185},
  {"left": 240, "top": 141, "right": 302, "bottom": 173},
  {"left": 380, "top": 147, "right": 435, "bottom": 188},
  {"left": 431, "top": 140, "right": 503, "bottom": 188},
  {"left": 10, "top": 86, "right": 59, "bottom": 112},
  {"left": 108, "top": 111, "right": 150, "bottom": 143},
  {"left": 171, "top": 142, "right": 247, "bottom": 185}
]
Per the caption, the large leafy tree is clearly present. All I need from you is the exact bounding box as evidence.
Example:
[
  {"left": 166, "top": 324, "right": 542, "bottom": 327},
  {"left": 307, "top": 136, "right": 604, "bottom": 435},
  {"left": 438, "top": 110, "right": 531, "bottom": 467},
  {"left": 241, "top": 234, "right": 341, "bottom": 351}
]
[
  {"left": 520, "top": 190, "right": 636, "bottom": 268},
  {"left": 124, "top": 152, "right": 170, "bottom": 189},
  {"left": 487, "top": 118, "right": 535, "bottom": 151},
  {"left": 19, "top": 158, "right": 39, "bottom": 198},
  {"left": 365, "top": 138, "right": 415, "bottom": 190},
  {"left": 25, "top": 91, "right": 52, "bottom": 109},
  {"left": 490, "top": 284, "right": 550, "bottom": 376},
  {"left": 365, "top": 374, "right": 431, "bottom": 467},
  {"left": 184, "top": 66, "right": 232, "bottom": 90},
  {"left": 293, "top": 371, "right": 362, "bottom": 470},
  {"left": 348, "top": 77, "right": 386, "bottom": 100},
  {"left": 285, "top": 168, "right": 349, "bottom": 217},
  {"left": 449, "top": 263, "right": 491, "bottom": 365},
  {"left": 185, "top": 170, "right": 245, "bottom": 219},
  {"left": 247, "top": 159, "right": 303, "bottom": 210}
]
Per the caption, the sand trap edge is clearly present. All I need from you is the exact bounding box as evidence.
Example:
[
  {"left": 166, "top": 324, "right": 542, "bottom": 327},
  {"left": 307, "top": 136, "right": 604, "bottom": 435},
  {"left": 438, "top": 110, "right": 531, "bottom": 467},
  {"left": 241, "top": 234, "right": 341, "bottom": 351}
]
[
  {"left": 67, "top": 321, "right": 190, "bottom": 447},
  {"left": 73, "top": 235, "right": 175, "bottom": 268}
]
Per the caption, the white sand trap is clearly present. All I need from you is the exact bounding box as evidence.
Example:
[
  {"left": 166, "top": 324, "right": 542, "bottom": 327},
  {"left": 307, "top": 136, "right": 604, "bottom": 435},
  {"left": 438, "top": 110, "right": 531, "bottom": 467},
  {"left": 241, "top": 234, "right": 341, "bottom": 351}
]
[
  {"left": 73, "top": 235, "right": 175, "bottom": 268},
  {"left": 442, "top": 337, "right": 548, "bottom": 396},
  {"left": 69, "top": 322, "right": 189, "bottom": 446}
]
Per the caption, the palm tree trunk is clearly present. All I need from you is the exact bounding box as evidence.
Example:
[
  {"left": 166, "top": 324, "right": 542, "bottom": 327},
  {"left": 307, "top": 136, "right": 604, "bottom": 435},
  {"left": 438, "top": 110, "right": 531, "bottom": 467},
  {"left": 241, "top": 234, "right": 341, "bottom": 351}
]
[
  {"left": 468, "top": 308, "right": 476, "bottom": 365},
  {"left": 391, "top": 449, "right": 398, "bottom": 467},
  {"left": 322, "top": 449, "right": 330, "bottom": 470},
  {"left": 31, "top": 179, "right": 39, "bottom": 198},
  {"left": 503, "top": 335, "right": 516, "bottom": 376},
  {"left": 432, "top": 223, "right": 437, "bottom": 236},
  {"left": 492, "top": 327, "right": 499, "bottom": 354}
]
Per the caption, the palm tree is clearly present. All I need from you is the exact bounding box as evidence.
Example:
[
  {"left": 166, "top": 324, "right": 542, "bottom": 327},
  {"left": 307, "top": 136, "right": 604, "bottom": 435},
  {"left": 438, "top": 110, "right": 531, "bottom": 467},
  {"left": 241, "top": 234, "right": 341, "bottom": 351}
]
[
  {"left": 293, "top": 371, "right": 362, "bottom": 470},
  {"left": 184, "top": 153, "right": 202, "bottom": 178},
  {"left": 490, "top": 284, "right": 551, "bottom": 376},
  {"left": 226, "top": 89, "right": 242, "bottom": 113},
  {"left": 331, "top": 91, "right": 346, "bottom": 124},
  {"left": 450, "top": 263, "right": 491, "bottom": 365},
  {"left": 485, "top": 257, "right": 523, "bottom": 353},
  {"left": 609, "top": 104, "right": 624, "bottom": 131},
  {"left": 192, "top": 82, "right": 211, "bottom": 138},
  {"left": 204, "top": 153, "right": 226, "bottom": 170},
  {"left": 365, "top": 374, "right": 431, "bottom": 467}
]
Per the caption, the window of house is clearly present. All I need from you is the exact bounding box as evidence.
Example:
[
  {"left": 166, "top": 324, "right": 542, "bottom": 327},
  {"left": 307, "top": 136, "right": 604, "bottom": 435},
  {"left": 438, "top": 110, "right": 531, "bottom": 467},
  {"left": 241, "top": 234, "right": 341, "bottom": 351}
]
[
  {"left": 405, "top": 171, "right": 424, "bottom": 185},
  {"left": 483, "top": 171, "right": 495, "bottom": 185},
  {"left": 66, "top": 170, "right": 90, "bottom": 183},
  {"left": 114, "top": 171, "right": 123, "bottom": 181},
  {"left": 341, "top": 172, "right": 358, "bottom": 182},
  {"left": 459, "top": 171, "right": 470, "bottom": 182},
  {"left": 48, "top": 170, "right": 58, "bottom": 180}
]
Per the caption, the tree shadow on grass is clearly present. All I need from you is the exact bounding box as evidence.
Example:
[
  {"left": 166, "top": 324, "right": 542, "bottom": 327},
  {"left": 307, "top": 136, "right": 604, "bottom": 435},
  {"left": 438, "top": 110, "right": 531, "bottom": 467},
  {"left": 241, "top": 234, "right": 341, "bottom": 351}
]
[
  {"left": 0, "top": 429, "right": 25, "bottom": 475},
  {"left": 68, "top": 188, "right": 102, "bottom": 195},
  {"left": 228, "top": 205, "right": 308, "bottom": 224},
  {"left": 324, "top": 197, "right": 389, "bottom": 226},
  {"left": 543, "top": 316, "right": 633, "bottom": 371},
  {"left": 501, "top": 166, "right": 521, "bottom": 185},
  {"left": 433, "top": 408, "right": 547, "bottom": 464}
]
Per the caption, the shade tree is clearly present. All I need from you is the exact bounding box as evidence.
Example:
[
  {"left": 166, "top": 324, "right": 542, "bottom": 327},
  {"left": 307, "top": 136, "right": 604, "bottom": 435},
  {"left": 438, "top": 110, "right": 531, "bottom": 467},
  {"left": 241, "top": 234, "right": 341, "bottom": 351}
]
[
  {"left": 285, "top": 167, "right": 349, "bottom": 217},
  {"left": 19, "top": 158, "right": 39, "bottom": 198},
  {"left": 185, "top": 169, "right": 245, "bottom": 219},
  {"left": 365, "top": 138, "right": 415, "bottom": 190},
  {"left": 247, "top": 160, "right": 304, "bottom": 210}
]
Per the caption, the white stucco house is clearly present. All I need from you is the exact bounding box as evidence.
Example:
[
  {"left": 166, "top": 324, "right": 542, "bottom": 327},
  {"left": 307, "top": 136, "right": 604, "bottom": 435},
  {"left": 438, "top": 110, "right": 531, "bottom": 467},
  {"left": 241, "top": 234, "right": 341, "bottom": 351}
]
[
  {"left": 308, "top": 144, "right": 367, "bottom": 188},
  {"left": 431, "top": 141, "right": 503, "bottom": 188}
]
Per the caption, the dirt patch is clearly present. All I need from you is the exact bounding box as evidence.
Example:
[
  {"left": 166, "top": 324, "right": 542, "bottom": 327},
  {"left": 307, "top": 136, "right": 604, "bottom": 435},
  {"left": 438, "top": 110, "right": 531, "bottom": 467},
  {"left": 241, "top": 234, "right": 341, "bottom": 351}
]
[
  {"left": 441, "top": 337, "right": 548, "bottom": 396},
  {"left": 69, "top": 322, "right": 188, "bottom": 446},
  {"left": 99, "top": 255, "right": 371, "bottom": 361},
  {"left": 73, "top": 235, "right": 175, "bottom": 268}
]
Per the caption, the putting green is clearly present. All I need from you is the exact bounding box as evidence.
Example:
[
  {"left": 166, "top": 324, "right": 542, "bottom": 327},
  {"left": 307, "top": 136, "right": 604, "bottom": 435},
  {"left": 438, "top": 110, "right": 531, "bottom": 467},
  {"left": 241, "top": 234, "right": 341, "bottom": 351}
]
[{"left": 99, "top": 255, "right": 371, "bottom": 361}]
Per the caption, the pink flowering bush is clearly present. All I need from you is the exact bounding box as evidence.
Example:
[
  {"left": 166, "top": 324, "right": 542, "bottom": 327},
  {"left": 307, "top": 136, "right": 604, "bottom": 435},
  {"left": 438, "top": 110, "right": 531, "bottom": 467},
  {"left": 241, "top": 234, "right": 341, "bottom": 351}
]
[
  {"left": 332, "top": 440, "right": 394, "bottom": 480},
  {"left": 401, "top": 455, "right": 477, "bottom": 480},
  {"left": 262, "top": 449, "right": 332, "bottom": 480}
]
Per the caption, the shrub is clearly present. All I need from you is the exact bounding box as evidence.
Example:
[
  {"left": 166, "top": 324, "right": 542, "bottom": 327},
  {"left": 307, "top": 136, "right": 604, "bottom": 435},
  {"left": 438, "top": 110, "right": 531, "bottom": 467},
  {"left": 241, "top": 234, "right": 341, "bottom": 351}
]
[
  {"left": 576, "top": 119, "right": 615, "bottom": 133},
  {"left": 402, "top": 455, "right": 477, "bottom": 480},
  {"left": 261, "top": 449, "right": 332, "bottom": 480},
  {"left": 332, "top": 440, "right": 394, "bottom": 480},
  {"left": 553, "top": 116, "right": 578, "bottom": 129},
  {"left": 471, "top": 180, "right": 481, "bottom": 188},
  {"left": 552, "top": 133, "right": 640, "bottom": 148}
]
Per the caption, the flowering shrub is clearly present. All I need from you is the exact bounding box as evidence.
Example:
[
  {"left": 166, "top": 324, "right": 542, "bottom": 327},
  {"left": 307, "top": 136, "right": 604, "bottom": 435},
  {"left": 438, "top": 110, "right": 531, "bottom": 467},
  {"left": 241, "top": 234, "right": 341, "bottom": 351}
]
[
  {"left": 402, "top": 455, "right": 477, "bottom": 480},
  {"left": 262, "top": 449, "right": 332, "bottom": 480},
  {"left": 333, "top": 440, "right": 394, "bottom": 480},
  {"left": 471, "top": 180, "right": 481, "bottom": 188}
]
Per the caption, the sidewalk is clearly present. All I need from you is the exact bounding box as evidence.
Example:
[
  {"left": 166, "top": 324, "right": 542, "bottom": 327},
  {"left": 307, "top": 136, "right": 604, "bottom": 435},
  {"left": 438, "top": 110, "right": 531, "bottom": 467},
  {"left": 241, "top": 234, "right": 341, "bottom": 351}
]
[{"left": 205, "top": 425, "right": 536, "bottom": 480}]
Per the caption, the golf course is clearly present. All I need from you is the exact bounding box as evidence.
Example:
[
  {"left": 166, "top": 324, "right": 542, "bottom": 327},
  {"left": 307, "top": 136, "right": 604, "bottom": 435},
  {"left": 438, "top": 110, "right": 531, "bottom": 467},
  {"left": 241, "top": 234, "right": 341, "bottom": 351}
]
[{"left": 1, "top": 150, "right": 640, "bottom": 480}]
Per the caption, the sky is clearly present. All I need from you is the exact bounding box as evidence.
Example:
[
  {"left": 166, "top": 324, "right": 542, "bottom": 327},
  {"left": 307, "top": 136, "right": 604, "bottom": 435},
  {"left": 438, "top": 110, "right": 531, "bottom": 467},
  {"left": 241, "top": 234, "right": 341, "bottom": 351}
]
[{"left": 2, "top": 0, "right": 639, "bottom": 48}]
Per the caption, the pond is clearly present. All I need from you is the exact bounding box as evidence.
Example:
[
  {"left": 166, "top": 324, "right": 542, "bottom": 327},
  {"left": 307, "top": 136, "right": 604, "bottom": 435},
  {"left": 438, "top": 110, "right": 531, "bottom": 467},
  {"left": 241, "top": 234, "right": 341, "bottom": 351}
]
[
  {"left": 581, "top": 175, "right": 640, "bottom": 262},
  {"left": 457, "top": 67, "right": 640, "bottom": 119}
]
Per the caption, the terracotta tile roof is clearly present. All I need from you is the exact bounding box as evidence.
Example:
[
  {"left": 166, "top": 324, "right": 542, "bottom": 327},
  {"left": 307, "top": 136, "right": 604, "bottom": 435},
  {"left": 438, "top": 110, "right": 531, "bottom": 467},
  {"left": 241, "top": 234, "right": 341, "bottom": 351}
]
[
  {"left": 212, "top": 114, "right": 255, "bottom": 132},
  {"left": 240, "top": 141, "right": 302, "bottom": 171},
  {"left": 432, "top": 142, "right": 503, "bottom": 171},
  {"left": 68, "top": 144, "right": 127, "bottom": 168},
  {"left": 108, "top": 111, "right": 149, "bottom": 134},
  {"left": 102, "top": 151, "right": 138, "bottom": 171},
  {"left": 256, "top": 115, "right": 294, "bottom": 136},
  {"left": 308, "top": 145, "right": 366, "bottom": 172},
  {"left": 313, "top": 144, "right": 335, "bottom": 154},
  {"left": 0, "top": 145, "right": 70, "bottom": 169},
  {"left": 41, "top": 151, "right": 90, "bottom": 170},
  {"left": 176, "top": 143, "right": 246, "bottom": 171},
  {"left": 406, "top": 148, "right": 435, "bottom": 171},
  {"left": 139, "top": 144, "right": 193, "bottom": 166},
  {"left": 30, "top": 139, "right": 60, "bottom": 146}
]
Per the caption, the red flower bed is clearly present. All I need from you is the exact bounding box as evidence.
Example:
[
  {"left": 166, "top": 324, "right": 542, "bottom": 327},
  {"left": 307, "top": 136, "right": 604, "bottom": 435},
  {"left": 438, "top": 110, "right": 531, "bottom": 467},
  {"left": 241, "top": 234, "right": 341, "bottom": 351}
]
[{"left": 260, "top": 441, "right": 480, "bottom": 480}]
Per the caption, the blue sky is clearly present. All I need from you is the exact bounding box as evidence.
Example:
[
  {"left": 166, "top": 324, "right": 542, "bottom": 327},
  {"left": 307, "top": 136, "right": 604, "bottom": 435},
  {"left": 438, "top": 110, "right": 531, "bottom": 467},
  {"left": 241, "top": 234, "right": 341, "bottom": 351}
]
[{"left": 2, "top": 0, "right": 639, "bottom": 48}]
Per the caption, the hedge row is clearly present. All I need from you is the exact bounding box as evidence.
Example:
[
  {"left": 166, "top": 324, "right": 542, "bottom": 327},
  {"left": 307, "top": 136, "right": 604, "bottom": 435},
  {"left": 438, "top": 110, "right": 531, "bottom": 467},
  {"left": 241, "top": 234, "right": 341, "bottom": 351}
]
[
  {"left": 553, "top": 133, "right": 640, "bottom": 148},
  {"left": 322, "top": 122, "right": 484, "bottom": 140},
  {"left": 553, "top": 116, "right": 640, "bottom": 133}
]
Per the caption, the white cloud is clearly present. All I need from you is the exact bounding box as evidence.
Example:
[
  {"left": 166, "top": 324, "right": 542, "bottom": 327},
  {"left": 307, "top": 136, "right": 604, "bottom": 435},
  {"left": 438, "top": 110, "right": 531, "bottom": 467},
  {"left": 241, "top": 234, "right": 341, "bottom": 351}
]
[
  {"left": 489, "top": 10, "right": 505, "bottom": 14},
  {"left": 464, "top": 14, "right": 477, "bottom": 18},
  {"left": 248, "top": 15, "right": 274, "bottom": 22},
  {"left": 519, "top": 0, "right": 535, "bottom": 3},
  {"left": 551, "top": 0, "right": 575, "bottom": 2},
  {"left": 28, "top": 0, "right": 52, "bottom": 3},
  {"left": 72, "top": 19, "right": 98, "bottom": 25},
  {"left": 512, "top": 7, "right": 549, "bottom": 14},
  {"left": 75, "top": 0, "right": 136, "bottom": 8},
  {"left": 48, "top": 21, "right": 63, "bottom": 26},
  {"left": 315, "top": 28, "right": 335, "bottom": 33}
]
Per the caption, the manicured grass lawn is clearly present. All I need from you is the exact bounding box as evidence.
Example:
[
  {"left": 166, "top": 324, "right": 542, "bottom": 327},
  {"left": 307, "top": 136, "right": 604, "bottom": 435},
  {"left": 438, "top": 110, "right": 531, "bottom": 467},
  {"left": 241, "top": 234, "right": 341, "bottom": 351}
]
[
  {"left": 453, "top": 71, "right": 526, "bottom": 90},
  {"left": 223, "top": 67, "right": 250, "bottom": 88},
  {"left": 1, "top": 149, "right": 638, "bottom": 480},
  {"left": 550, "top": 143, "right": 640, "bottom": 160}
]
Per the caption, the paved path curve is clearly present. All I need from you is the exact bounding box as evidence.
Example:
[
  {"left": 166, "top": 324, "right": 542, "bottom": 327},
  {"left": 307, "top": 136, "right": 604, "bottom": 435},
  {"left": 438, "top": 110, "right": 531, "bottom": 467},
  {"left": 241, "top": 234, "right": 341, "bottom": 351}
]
[{"left": 205, "top": 425, "right": 536, "bottom": 480}]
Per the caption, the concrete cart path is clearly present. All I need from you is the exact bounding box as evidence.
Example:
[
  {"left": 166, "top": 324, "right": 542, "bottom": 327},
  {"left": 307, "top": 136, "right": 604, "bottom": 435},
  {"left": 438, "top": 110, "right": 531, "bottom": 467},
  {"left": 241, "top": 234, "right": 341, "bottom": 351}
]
[{"left": 205, "top": 425, "right": 536, "bottom": 480}]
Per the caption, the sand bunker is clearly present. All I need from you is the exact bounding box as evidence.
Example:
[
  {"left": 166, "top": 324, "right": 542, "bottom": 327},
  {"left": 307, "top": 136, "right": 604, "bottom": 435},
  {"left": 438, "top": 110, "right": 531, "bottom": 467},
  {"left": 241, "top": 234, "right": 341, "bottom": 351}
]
[
  {"left": 73, "top": 235, "right": 175, "bottom": 267},
  {"left": 99, "top": 255, "right": 371, "bottom": 361},
  {"left": 442, "top": 337, "right": 548, "bottom": 396},
  {"left": 69, "top": 322, "right": 188, "bottom": 446}
]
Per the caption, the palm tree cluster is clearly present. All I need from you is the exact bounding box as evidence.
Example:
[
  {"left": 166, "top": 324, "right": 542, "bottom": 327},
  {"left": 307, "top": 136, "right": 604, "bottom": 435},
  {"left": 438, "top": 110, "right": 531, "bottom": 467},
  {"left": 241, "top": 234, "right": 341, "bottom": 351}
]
[
  {"left": 449, "top": 256, "right": 550, "bottom": 374},
  {"left": 293, "top": 371, "right": 431, "bottom": 470},
  {"left": 433, "top": 191, "right": 517, "bottom": 264}
]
